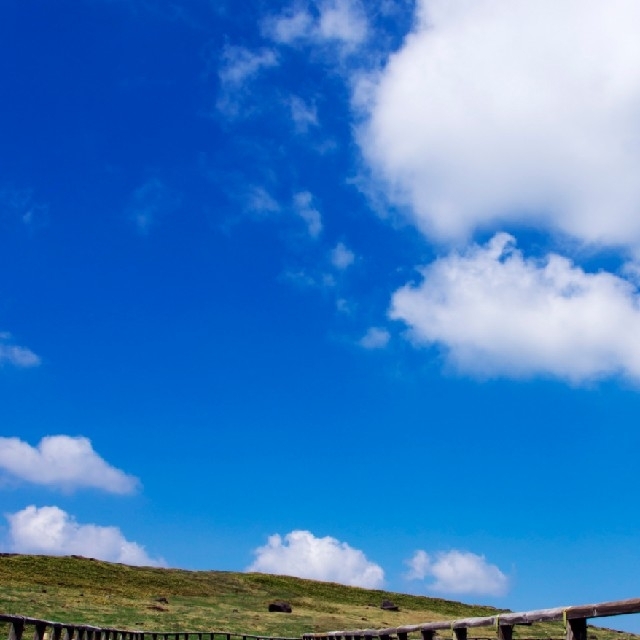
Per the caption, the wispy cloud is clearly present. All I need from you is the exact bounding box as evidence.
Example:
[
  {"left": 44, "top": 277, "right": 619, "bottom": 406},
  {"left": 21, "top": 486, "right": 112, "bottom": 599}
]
[
  {"left": 0, "top": 333, "right": 41, "bottom": 368},
  {"left": 359, "top": 327, "right": 390, "bottom": 349},
  {"left": 0, "top": 435, "right": 139, "bottom": 494},
  {"left": 243, "top": 186, "right": 282, "bottom": 217},
  {"left": 391, "top": 234, "right": 640, "bottom": 383},
  {"left": 6, "top": 505, "right": 164, "bottom": 567},
  {"left": 293, "top": 191, "right": 323, "bottom": 238},
  {"left": 405, "top": 549, "right": 508, "bottom": 596},
  {"left": 217, "top": 46, "right": 279, "bottom": 116},
  {"left": 0, "top": 186, "right": 48, "bottom": 229},
  {"left": 126, "top": 178, "right": 180, "bottom": 235},
  {"left": 330, "top": 242, "right": 355, "bottom": 269},
  {"left": 289, "top": 95, "right": 319, "bottom": 133},
  {"left": 262, "top": 0, "right": 369, "bottom": 55},
  {"left": 247, "top": 529, "right": 384, "bottom": 588}
]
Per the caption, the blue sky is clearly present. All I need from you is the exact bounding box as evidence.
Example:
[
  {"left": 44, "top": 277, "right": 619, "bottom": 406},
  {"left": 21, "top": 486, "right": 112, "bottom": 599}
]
[{"left": 2, "top": 0, "right": 640, "bottom": 631}]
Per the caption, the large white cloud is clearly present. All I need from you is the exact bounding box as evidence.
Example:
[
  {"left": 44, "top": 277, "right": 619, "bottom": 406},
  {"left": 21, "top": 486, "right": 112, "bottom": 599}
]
[
  {"left": 361, "top": 0, "right": 640, "bottom": 247},
  {"left": 246, "top": 529, "right": 384, "bottom": 588},
  {"left": 405, "top": 549, "right": 508, "bottom": 596},
  {"left": 390, "top": 234, "right": 640, "bottom": 382},
  {"left": 0, "top": 435, "right": 139, "bottom": 494},
  {"left": 6, "top": 505, "right": 164, "bottom": 567}
]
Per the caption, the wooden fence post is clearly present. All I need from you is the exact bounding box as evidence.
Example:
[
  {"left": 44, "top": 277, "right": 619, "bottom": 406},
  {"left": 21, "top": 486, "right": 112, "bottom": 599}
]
[
  {"left": 453, "top": 628, "right": 467, "bottom": 640},
  {"left": 567, "top": 619, "right": 587, "bottom": 640},
  {"left": 34, "top": 624, "right": 47, "bottom": 640},
  {"left": 9, "top": 621, "right": 24, "bottom": 640},
  {"left": 497, "top": 626, "right": 513, "bottom": 640},
  {"left": 421, "top": 630, "right": 434, "bottom": 640}
]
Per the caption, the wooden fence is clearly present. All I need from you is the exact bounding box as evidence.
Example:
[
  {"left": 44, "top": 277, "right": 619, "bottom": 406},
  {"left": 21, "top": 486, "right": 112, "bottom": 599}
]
[
  {"left": 3, "top": 597, "right": 640, "bottom": 640},
  {"left": 0, "top": 617, "right": 299, "bottom": 640},
  {"left": 302, "top": 597, "right": 640, "bottom": 640}
]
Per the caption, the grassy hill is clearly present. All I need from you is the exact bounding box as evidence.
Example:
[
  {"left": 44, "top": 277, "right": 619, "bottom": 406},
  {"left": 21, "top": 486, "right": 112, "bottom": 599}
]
[{"left": 0, "top": 555, "right": 634, "bottom": 640}]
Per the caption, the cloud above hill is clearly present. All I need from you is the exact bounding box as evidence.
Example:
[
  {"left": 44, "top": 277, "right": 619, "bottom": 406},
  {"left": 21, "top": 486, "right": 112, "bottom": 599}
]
[
  {"left": 0, "top": 435, "right": 139, "bottom": 494},
  {"left": 405, "top": 549, "right": 508, "bottom": 596},
  {"left": 5, "top": 505, "right": 164, "bottom": 567},
  {"left": 247, "top": 529, "right": 384, "bottom": 588}
]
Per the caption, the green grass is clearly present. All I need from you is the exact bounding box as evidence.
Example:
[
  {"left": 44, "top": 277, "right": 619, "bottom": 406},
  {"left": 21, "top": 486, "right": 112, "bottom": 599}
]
[{"left": 0, "top": 555, "right": 635, "bottom": 640}]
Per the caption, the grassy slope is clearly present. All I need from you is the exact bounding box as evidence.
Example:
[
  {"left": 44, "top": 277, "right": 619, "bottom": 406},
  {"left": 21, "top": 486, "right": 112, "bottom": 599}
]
[{"left": 0, "top": 555, "right": 634, "bottom": 640}]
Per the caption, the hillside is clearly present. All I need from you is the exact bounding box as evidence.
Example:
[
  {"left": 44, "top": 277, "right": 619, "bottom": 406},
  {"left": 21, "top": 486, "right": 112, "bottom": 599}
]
[{"left": 0, "top": 555, "right": 634, "bottom": 640}]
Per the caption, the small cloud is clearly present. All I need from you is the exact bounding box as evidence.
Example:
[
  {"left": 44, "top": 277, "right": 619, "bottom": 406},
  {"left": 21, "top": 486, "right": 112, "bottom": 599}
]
[
  {"left": 6, "top": 505, "right": 164, "bottom": 567},
  {"left": 262, "top": 7, "right": 314, "bottom": 44},
  {"left": 359, "top": 327, "right": 390, "bottom": 349},
  {"left": 244, "top": 186, "right": 281, "bottom": 216},
  {"left": 336, "top": 297, "right": 354, "bottom": 314},
  {"left": 331, "top": 242, "right": 355, "bottom": 269},
  {"left": 316, "top": 0, "right": 368, "bottom": 52},
  {"left": 218, "top": 46, "right": 279, "bottom": 88},
  {"left": 126, "top": 178, "right": 179, "bottom": 235},
  {"left": 293, "top": 191, "right": 323, "bottom": 238},
  {"left": 0, "top": 435, "right": 139, "bottom": 494},
  {"left": 217, "top": 46, "right": 279, "bottom": 116},
  {"left": 262, "top": 0, "right": 368, "bottom": 54},
  {"left": 0, "top": 186, "right": 48, "bottom": 230},
  {"left": 0, "top": 333, "right": 40, "bottom": 368},
  {"left": 404, "top": 549, "right": 509, "bottom": 597},
  {"left": 289, "top": 96, "right": 319, "bottom": 133},
  {"left": 282, "top": 269, "right": 335, "bottom": 290},
  {"left": 247, "top": 529, "right": 384, "bottom": 588}
]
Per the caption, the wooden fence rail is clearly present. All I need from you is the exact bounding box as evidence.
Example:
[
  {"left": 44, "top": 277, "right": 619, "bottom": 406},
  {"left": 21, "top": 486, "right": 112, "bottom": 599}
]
[
  {"left": 301, "top": 597, "right": 640, "bottom": 640},
  {"left": 2, "top": 597, "right": 640, "bottom": 640},
  {"left": 0, "top": 616, "right": 300, "bottom": 640}
]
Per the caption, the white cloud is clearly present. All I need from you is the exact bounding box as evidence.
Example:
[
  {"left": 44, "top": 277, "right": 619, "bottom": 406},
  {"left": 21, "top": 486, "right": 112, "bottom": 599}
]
[
  {"left": 405, "top": 549, "right": 508, "bottom": 596},
  {"left": 331, "top": 242, "right": 355, "bottom": 269},
  {"left": 0, "top": 333, "right": 40, "bottom": 368},
  {"left": 0, "top": 435, "right": 139, "bottom": 494},
  {"left": 317, "top": 0, "right": 368, "bottom": 51},
  {"left": 244, "top": 186, "right": 281, "bottom": 216},
  {"left": 390, "top": 234, "right": 640, "bottom": 383},
  {"left": 6, "top": 505, "right": 164, "bottom": 567},
  {"left": 361, "top": 0, "right": 640, "bottom": 247},
  {"left": 405, "top": 549, "right": 430, "bottom": 580},
  {"left": 247, "top": 529, "right": 384, "bottom": 588},
  {"left": 289, "top": 96, "right": 319, "bottom": 133},
  {"left": 263, "top": 7, "right": 314, "bottom": 45},
  {"left": 359, "top": 327, "right": 390, "bottom": 349},
  {"left": 263, "top": 0, "right": 368, "bottom": 54},
  {"left": 217, "top": 46, "right": 279, "bottom": 116},
  {"left": 218, "top": 46, "right": 278, "bottom": 88},
  {"left": 293, "top": 191, "right": 323, "bottom": 237}
]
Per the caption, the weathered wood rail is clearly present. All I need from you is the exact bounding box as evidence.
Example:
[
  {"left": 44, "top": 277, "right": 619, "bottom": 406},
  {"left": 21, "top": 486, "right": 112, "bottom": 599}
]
[
  {"left": 301, "top": 597, "right": 640, "bottom": 640},
  {"left": 2, "top": 597, "right": 640, "bottom": 640},
  {"left": 0, "top": 616, "right": 299, "bottom": 640}
]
